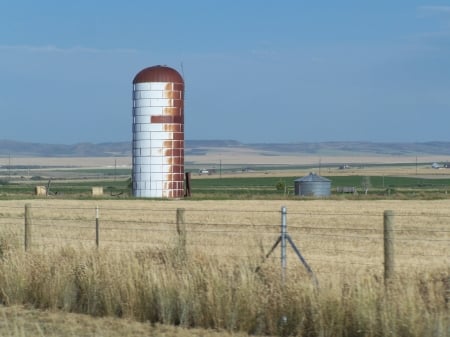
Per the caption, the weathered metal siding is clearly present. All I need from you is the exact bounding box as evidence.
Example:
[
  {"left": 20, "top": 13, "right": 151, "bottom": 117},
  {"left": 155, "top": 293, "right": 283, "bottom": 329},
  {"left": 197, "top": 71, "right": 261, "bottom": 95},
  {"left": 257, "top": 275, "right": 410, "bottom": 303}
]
[
  {"left": 132, "top": 66, "right": 184, "bottom": 198},
  {"left": 294, "top": 173, "right": 331, "bottom": 197}
]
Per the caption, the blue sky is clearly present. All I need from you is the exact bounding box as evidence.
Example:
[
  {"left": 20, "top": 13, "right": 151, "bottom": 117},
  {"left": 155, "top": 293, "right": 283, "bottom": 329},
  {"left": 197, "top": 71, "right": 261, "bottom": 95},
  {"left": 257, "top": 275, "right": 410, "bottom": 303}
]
[{"left": 0, "top": 0, "right": 449, "bottom": 144}]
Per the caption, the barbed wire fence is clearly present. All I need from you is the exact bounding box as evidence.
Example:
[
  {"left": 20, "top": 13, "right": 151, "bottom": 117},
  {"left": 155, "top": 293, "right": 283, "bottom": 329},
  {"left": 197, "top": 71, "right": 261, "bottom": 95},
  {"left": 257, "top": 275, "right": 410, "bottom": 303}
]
[{"left": 0, "top": 203, "right": 449, "bottom": 282}]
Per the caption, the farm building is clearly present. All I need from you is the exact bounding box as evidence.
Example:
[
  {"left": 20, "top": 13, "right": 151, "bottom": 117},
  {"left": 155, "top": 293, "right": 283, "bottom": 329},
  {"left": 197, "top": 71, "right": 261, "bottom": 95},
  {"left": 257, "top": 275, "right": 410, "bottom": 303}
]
[{"left": 294, "top": 173, "right": 331, "bottom": 197}]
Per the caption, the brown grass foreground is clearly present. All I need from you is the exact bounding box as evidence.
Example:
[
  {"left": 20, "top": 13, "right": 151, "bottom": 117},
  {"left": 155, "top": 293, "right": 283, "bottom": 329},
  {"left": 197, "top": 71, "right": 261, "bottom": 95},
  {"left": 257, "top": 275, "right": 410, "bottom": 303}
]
[
  {"left": 0, "top": 305, "right": 248, "bottom": 337},
  {"left": 0, "top": 199, "right": 448, "bottom": 337}
]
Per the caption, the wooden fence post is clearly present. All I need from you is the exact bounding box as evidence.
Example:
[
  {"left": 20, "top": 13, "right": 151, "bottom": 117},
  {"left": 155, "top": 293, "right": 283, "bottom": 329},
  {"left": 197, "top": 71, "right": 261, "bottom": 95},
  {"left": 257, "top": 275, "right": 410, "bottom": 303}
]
[
  {"left": 184, "top": 172, "right": 192, "bottom": 197},
  {"left": 95, "top": 206, "right": 99, "bottom": 248},
  {"left": 176, "top": 208, "right": 186, "bottom": 259},
  {"left": 384, "top": 210, "right": 395, "bottom": 284},
  {"left": 24, "top": 203, "right": 32, "bottom": 251}
]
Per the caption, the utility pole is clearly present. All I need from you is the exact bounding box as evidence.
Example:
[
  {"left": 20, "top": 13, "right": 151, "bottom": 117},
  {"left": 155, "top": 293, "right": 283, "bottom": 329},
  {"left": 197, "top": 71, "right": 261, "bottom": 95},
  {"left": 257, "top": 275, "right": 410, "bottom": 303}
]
[
  {"left": 8, "top": 153, "right": 11, "bottom": 181},
  {"left": 415, "top": 156, "right": 418, "bottom": 175},
  {"left": 114, "top": 158, "right": 117, "bottom": 181},
  {"left": 319, "top": 157, "right": 322, "bottom": 176}
]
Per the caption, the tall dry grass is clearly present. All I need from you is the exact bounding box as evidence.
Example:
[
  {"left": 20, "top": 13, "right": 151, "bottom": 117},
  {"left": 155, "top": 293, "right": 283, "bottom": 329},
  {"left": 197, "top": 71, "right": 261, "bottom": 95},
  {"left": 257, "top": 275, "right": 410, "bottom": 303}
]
[
  {"left": 0, "top": 199, "right": 448, "bottom": 336},
  {"left": 0, "top": 238, "right": 447, "bottom": 336}
]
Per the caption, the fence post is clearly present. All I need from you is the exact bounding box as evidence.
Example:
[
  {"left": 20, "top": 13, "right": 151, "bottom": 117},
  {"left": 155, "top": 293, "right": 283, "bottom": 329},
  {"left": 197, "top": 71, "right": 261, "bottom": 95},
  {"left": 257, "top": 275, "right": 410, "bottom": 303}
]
[
  {"left": 24, "top": 203, "right": 32, "bottom": 251},
  {"left": 95, "top": 206, "right": 99, "bottom": 248},
  {"left": 176, "top": 208, "right": 186, "bottom": 258},
  {"left": 281, "top": 206, "right": 287, "bottom": 286},
  {"left": 384, "top": 210, "right": 395, "bottom": 285}
]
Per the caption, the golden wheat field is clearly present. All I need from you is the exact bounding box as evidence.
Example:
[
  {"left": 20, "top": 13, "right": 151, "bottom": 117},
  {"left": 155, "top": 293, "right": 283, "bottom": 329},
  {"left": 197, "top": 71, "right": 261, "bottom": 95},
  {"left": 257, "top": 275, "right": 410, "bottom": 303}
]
[
  {"left": 0, "top": 198, "right": 448, "bottom": 276},
  {"left": 0, "top": 198, "right": 448, "bottom": 337}
]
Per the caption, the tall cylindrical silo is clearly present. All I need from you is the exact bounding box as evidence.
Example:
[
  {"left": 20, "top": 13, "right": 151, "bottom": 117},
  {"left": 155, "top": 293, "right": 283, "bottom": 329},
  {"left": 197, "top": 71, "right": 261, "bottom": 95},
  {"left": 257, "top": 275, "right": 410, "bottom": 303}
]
[{"left": 132, "top": 65, "right": 184, "bottom": 198}]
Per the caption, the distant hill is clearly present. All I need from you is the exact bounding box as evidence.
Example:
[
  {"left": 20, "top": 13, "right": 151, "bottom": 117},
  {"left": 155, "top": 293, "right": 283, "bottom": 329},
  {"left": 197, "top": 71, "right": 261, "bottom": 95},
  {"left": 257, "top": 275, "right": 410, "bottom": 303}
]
[
  {"left": 0, "top": 139, "right": 449, "bottom": 157},
  {"left": 0, "top": 140, "right": 131, "bottom": 157}
]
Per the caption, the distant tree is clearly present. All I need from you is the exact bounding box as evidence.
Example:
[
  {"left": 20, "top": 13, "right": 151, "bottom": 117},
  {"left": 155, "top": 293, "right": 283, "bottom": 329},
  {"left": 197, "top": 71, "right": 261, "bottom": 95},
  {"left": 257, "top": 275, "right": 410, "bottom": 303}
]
[
  {"left": 275, "top": 180, "right": 286, "bottom": 192},
  {"left": 275, "top": 180, "right": 289, "bottom": 196}
]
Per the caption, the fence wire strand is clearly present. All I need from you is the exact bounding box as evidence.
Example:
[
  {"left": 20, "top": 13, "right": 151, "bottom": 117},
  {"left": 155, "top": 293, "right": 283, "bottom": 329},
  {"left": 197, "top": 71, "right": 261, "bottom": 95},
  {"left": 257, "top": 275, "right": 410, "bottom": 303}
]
[{"left": 0, "top": 205, "right": 448, "bottom": 271}]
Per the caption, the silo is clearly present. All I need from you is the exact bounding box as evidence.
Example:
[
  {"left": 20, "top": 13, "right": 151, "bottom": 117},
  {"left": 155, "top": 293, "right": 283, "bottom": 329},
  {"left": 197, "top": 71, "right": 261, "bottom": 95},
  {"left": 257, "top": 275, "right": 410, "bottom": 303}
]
[
  {"left": 294, "top": 173, "right": 331, "bottom": 197},
  {"left": 132, "top": 65, "right": 184, "bottom": 198}
]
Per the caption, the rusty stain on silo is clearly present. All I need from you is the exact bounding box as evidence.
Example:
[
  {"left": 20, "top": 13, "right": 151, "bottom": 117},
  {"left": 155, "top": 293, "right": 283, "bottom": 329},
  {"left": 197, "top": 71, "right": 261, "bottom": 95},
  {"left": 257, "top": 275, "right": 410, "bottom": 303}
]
[{"left": 132, "top": 65, "right": 185, "bottom": 198}]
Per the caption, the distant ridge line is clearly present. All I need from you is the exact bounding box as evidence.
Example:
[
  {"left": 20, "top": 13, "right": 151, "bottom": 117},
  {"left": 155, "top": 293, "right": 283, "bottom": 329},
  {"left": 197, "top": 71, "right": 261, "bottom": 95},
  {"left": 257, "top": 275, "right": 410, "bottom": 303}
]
[{"left": 0, "top": 139, "right": 449, "bottom": 157}]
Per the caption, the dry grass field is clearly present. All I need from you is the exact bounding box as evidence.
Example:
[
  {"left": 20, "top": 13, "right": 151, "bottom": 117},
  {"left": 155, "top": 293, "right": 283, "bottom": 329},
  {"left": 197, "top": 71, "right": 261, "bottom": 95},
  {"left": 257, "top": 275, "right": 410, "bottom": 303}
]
[
  {"left": 0, "top": 305, "right": 245, "bottom": 337},
  {"left": 4, "top": 152, "right": 450, "bottom": 168},
  {"left": 2, "top": 141, "right": 450, "bottom": 337},
  {"left": 0, "top": 198, "right": 449, "bottom": 336},
  {"left": 0, "top": 198, "right": 448, "bottom": 272}
]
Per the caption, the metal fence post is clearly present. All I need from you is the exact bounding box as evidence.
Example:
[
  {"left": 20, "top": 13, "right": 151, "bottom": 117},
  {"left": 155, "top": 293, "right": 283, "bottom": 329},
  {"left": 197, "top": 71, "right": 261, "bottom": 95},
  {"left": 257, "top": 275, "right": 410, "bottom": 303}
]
[
  {"left": 281, "top": 206, "right": 287, "bottom": 286},
  {"left": 384, "top": 210, "right": 395, "bottom": 285},
  {"left": 24, "top": 203, "right": 32, "bottom": 251},
  {"left": 176, "top": 208, "right": 186, "bottom": 259},
  {"left": 95, "top": 206, "right": 99, "bottom": 248}
]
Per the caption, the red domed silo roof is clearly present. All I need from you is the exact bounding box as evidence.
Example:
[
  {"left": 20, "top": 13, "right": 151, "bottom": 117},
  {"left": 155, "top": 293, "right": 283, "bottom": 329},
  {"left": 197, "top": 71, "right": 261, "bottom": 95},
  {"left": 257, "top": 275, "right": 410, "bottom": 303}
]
[{"left": 133, "top": 65, "right": 184, "bottom": 84}]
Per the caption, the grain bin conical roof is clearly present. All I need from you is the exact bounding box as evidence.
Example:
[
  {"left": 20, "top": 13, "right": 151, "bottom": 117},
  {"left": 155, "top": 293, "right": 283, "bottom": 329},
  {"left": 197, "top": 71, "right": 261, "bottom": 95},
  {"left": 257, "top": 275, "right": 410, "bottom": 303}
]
[{"left": 294, "top": 172, "right": 331, "bottom": 182}]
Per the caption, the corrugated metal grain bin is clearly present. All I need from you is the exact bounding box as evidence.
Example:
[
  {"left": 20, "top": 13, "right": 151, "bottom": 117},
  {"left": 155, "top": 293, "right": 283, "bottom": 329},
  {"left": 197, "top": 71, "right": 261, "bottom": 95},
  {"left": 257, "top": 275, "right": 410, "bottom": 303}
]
[{"left": 294, "top": 173, "right": 331, "bottom": 197}]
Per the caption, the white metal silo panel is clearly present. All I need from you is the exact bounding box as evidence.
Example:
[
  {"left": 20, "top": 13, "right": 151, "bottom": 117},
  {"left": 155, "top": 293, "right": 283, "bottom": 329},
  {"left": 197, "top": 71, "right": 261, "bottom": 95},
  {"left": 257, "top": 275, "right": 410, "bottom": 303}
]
[
  {"left": 141, "top": 106, "right": 164, "bottom": 116},
  {"left": 133, "top": 132, "right": 145, "bottom": 141},
  {"left": 140, "top": 156, "right": 151, "bottom": 165},
  {"left": 133, "top": 99, "right": 142, "bottom": 107},
  {"left": 150, "top": 181, "right": 163, "bottom": 190},
  {"left": 134, "top": 147, "right": 143, "bottom": 157},
  {"left": 149, "top": 106, "right": 164, "bottom": 115},
  {"left": 134, "top": 115, "right": 149, "bottom": 124},
  {"left": 151, "top": 190, "right": 162, "bottom": 198},
  {"left": 141, "top": 190, "right": 151, "bottom": 198},
  {"left": 138, "top": 132, "right": 151, "bottom": 141},
  {"left": 137, "top": 123, "right": 146, "bottom": 134},
  {"left": 149, "top": 82, "right": 167, "bottom": 91},
  {"left": 140, "top": 147, "right": 151, "bottom": 156},
  {"left": 149, "top": 132, "right": 161, "bottom": 140},
  {"left": 138, "top": 123, "right": 151, "bottom": 132},
  {"left": 140, "top": 165, "right": 150, "bottom": 173},
  {"left": 149, "top": 123, "right": 163, "bottom": 132},
  {"left": 140, "top": 90, "right": 163, "bottom": 99},
  {"left": 150, "top": 156, "right": 164, "bottom": 165},
  {"left": 135, "top": 99, "right": 152, "bottom": 108},
  {"left": 150, "top": 147, "right": 163, "bottom": 156},
  {"left": 150, "top": 164, "right": 162, "bottom": 174},
  {"left": 150, "top": 139, "right": 163, "bottom": 148},
  {"left": 151, "top": 131, "right": 171, "bottom": 140},
  {"left": 140, "top": 142, "right": 150, "bottom": 157},
  {"left": 134, "top": 83, "right": 151, "bottom": 91},
  {"left": 155, "top": 181, "right": 163, "bottom": 190},
  {"left": 134, "top": 172, "right": 141, "bottom": 181},
  {"left": 161, "top": 164, "right": 172, "bottom": 173},
  {"left": 150, "top": 98, "right": 170, "bottom": 107},
  {"left": 134, "top": 142, "right": 143, "bottom": 152},
  {"left": 151, "top": 172, "right": 163, "bottom": 181}
]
